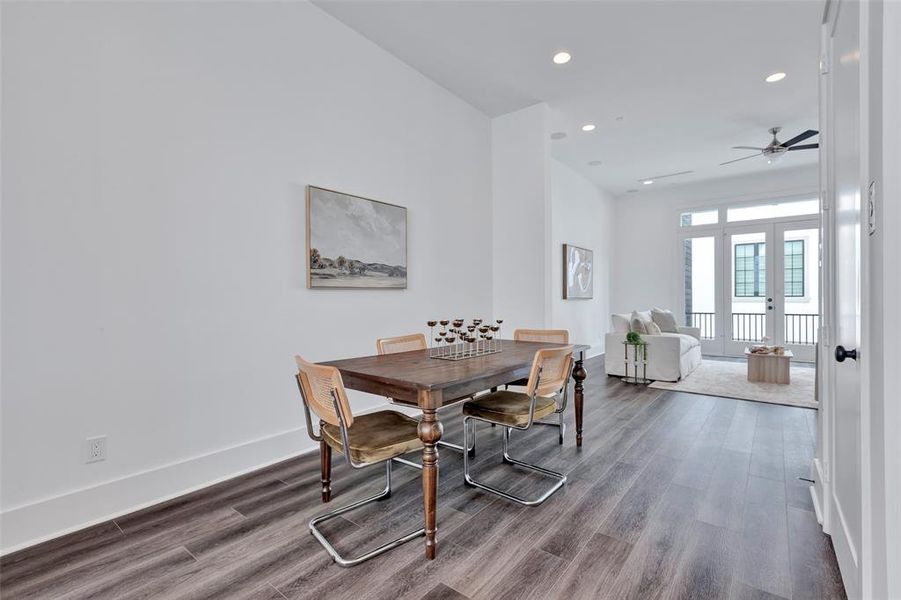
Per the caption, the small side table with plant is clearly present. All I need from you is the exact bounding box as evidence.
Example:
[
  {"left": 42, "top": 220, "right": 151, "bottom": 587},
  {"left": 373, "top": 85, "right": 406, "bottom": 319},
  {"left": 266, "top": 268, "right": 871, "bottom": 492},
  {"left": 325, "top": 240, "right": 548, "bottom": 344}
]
[{"left": 623, "top": 331, "right": 651, "bottom": 385}]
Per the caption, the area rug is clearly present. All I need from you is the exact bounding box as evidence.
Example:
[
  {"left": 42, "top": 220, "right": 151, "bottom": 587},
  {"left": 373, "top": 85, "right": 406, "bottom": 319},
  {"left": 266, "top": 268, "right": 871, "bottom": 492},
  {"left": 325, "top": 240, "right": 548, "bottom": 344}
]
[{"left": 649, "top": 359, "right": 817, "bottom": 409}]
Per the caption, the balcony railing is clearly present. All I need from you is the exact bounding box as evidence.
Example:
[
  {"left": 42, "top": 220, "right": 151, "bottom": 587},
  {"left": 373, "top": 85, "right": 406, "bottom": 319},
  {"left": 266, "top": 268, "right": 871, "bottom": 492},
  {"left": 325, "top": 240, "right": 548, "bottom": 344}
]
[
  {"left": 686, "top": 312, "right": 715, "bottom": 340},
  {"left": 732, "top": 312, "right": 766, "bottom": 342},
  {"left": 785, "top": 313, "right": 819, "bottom": 345},
  {"left": 688, "top": 311, "right": 819, "bottom": 345}
]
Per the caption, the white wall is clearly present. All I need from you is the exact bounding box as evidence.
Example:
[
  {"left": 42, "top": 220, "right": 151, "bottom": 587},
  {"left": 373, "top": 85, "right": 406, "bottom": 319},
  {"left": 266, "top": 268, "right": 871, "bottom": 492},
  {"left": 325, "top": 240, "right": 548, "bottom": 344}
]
[
  {"left": 611, "top": 165, "right": 819, "bottom": 318},
  {"left": 1, "top": 1, "right": 491, "bottom": 552},
  {"left": 549, "top": 160, "right": 614, "bottom": 355},
  {"left": 491, "top": 103, "right": 551, "bottom": 331}
]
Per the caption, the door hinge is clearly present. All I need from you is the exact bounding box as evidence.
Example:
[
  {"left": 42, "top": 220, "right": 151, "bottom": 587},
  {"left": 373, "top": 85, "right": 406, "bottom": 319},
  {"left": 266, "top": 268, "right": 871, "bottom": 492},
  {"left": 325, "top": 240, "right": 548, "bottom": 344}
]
[
  {"left": 867, "top": 180, "right": 877, "bottom": 235},
  {"left": 821, "top": 189, "right": 830, "bottom": 211}
]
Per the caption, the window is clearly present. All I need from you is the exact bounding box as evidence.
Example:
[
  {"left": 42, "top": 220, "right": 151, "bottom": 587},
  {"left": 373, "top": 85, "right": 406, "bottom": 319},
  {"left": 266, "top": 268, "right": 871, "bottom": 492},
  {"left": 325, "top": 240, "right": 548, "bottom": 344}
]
[
  {"left": 726, "top": 199, "right": 819, "bottom": 222},
  {"left": 680, "top": 209, "right": 718, "bottom": 226},
  {"left": 784, "top": 239, "right": 805, "bottom": 297},
  {"left": 734, "top": 240, "right": 805, "bottom": 298},
  {"left": 735, "top": 242, "right": 766, "bottom": 297}
]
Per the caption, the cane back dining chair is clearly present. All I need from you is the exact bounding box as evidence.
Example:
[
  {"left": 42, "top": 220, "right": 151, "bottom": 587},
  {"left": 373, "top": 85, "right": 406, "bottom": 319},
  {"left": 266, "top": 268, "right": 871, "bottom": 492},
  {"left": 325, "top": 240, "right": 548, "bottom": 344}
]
[
  {"left": 462, "top": 345, "right": 574, "bottom": 506},
  {"left": 376, "top": 333, "right": 475, "bottom": 456},
  {"left": 506, "top": 328, "right": 571, "bottom": 444},
  {"left": 294, "top": 355, "right": 424, "bottom": 567}
]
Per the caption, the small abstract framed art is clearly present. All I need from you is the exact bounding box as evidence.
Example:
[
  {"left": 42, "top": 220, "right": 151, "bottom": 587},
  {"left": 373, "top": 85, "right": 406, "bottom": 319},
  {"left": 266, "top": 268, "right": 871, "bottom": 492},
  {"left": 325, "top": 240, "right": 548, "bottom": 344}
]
[{"left": 563, "top": 243, "right": 593, "bottom": 299}]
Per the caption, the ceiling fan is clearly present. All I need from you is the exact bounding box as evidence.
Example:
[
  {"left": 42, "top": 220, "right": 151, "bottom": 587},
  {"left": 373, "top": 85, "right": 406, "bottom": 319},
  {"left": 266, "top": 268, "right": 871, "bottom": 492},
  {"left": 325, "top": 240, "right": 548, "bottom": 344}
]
[{"left": 720, "top": 127, "right": 819, "bottom": 165}]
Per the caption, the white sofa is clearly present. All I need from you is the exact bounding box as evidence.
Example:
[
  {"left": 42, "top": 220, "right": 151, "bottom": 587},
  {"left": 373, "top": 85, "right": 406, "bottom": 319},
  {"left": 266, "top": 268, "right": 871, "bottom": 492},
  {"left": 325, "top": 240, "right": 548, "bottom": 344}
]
[{"left": 605, "top": 312, "right": 702, "bottom": 382}]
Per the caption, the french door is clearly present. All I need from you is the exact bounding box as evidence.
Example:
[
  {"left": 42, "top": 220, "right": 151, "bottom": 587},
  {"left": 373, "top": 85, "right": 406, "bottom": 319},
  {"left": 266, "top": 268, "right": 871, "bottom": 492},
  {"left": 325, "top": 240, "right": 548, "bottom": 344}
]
[
  {"left": 722, "top": 219, "right": 819, "bottom": 360},
  {"left": 682, "top": 217, "right": 820, "bottom": 360}
]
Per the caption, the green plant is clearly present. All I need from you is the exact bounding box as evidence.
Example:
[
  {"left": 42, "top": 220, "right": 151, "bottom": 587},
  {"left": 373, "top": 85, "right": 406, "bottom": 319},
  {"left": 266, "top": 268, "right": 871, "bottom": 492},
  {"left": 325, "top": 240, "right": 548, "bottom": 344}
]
[{"left": 626, "top": 331, "right": 643, "bottom": 344}]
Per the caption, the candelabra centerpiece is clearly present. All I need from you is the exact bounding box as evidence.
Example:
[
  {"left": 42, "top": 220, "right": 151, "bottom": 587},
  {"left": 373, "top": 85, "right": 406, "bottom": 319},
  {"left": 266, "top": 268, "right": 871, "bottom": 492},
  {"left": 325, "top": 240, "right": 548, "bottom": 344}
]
[{"left": 427, "top": 318, "right": 503, "bottom": 360}]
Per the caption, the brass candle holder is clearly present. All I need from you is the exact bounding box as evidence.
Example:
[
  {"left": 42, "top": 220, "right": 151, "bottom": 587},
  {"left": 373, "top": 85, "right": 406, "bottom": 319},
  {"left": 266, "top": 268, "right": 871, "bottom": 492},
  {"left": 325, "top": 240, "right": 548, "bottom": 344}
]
[{"left": 426, "top": 318, "right": 504, "bottom": 360}]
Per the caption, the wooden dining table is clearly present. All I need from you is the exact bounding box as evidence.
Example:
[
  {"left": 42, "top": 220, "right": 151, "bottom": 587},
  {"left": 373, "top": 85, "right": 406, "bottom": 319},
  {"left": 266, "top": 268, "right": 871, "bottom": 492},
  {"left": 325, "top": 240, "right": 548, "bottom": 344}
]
[{"left": 322, "top": 339, "right": 590, "bottom": 560}]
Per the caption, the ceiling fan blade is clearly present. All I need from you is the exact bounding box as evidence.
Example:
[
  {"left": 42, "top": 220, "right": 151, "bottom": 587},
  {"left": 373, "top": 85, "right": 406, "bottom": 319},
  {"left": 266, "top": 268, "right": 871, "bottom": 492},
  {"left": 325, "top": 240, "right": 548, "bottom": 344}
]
[
  {"left": 732, "top": 146, "right": 765, "bottom": 150},
  {"left": 787, "top": 143, "right": 819, "bottom": 151},
  {"left": 720, "top": 153, "right": 761, "bottom": 166},
  {"left": 781, "top": 129, "right": 819, "bottom": 147}
]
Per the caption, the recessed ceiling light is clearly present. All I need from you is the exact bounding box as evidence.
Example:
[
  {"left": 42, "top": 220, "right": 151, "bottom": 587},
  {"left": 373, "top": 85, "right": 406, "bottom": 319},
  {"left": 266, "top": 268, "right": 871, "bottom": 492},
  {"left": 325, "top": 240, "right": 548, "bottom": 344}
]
[
  {"left": 642, "top": 179, "right": 654, "bottom": 185},
  {"left": 587, "top": 160, "right": 602, "bottom": 166},
  {"left": 765, "top": 72, "right": 786, "bottom": 83},
  {"left": 553, "top": 51, "right": 571, "bottom": 65},
  {"left": 550, "top": 132, "right": 567, "bottom": 140},
  {"left": 581, "top": 124, "right": 596, "bottom": 132}
]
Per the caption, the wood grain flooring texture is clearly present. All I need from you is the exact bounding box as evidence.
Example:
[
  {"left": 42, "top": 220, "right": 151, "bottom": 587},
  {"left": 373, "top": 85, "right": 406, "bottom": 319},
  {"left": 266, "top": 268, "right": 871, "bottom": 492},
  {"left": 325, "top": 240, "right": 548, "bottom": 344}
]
[{"left": 0, "top": 357, "right": 846, "bottom": 600}]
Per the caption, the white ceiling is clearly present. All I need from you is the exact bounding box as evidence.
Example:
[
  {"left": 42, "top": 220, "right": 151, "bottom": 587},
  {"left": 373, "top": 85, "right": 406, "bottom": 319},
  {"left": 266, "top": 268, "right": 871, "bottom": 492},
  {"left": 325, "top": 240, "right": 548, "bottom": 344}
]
[{"left": 315, "top": 0, "right": 823, "bottom": 195}]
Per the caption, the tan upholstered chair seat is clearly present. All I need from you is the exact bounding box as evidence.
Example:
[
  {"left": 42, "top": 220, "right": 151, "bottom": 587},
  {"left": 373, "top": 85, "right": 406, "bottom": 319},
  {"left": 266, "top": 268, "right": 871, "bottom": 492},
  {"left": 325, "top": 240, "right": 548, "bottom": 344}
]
[
  {"left": 321, "top": 410, "right": 423, "bottom": 464},
  {"left": 463, "top": 390, "right": 558, "bottom": 428}
]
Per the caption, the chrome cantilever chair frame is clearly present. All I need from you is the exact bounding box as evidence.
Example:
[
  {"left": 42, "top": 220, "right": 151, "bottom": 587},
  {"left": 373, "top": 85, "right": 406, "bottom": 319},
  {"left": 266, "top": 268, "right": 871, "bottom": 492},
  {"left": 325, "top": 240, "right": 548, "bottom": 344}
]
[
  {"left": 296, "top": 377, "right": 424, "bottom": 567},
  {"left": 462, "top": 364, "right": 569, "bottom": 506},
  {"left": 507, "top": 329, "right": 571, "bottom": 445}
]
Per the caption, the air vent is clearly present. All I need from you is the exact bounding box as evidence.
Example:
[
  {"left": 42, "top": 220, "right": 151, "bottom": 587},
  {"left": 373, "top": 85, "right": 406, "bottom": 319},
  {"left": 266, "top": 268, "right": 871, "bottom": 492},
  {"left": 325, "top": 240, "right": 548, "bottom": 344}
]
[{"left": 635, "top": 170, "right": 694, "bottom": 183}]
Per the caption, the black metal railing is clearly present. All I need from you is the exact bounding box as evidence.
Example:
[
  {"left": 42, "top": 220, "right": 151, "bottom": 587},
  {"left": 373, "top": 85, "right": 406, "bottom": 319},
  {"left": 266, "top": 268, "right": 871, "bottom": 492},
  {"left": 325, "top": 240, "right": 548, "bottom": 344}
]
[
  {"left": 688, "top": 311, "right": 819, "bottom": 345},
  {"left": 686, "top": 312, "right": 715, "bottom": 340},
  {"left": 785, "top": 313, "right": 819, "bottom": 345},
  {"left": 732, "top": 313, "right": 767, "bottom": 342}
]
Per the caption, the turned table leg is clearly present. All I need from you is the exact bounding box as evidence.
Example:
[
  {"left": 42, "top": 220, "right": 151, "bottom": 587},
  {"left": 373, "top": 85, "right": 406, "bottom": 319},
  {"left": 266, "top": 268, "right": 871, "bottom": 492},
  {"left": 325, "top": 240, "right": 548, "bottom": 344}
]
[
  {"left": 319, "top": 438, "right": 332, "bottom": 503},
  {"left": 418, "top": 408, "right": 443, "bottom": 559},
  {"left": 573, "top": 355, "right": 587, "bottom": 447}
]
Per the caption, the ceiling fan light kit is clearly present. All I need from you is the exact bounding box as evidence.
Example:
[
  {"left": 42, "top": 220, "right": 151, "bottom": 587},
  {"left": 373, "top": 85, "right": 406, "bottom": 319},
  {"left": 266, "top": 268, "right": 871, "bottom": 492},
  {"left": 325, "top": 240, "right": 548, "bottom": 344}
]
[{"left": 720, "top": 126, "right": 819, "bottom": 166}]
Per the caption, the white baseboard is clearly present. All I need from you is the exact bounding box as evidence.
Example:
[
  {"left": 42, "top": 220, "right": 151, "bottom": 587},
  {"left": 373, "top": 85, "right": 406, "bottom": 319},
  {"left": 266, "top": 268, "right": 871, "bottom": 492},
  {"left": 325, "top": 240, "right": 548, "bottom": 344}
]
[
  {"left": 0, "top": 402, "right": 393, "bottom": 556},
  {"left": 586, "top": 345, "right": 604, "bottom": 359},
  {"left": 811, "top": 458, "right": 826, "bottom": 526},
  {"left": 831, "top": 488, "right": 861, "bottom": 600}
]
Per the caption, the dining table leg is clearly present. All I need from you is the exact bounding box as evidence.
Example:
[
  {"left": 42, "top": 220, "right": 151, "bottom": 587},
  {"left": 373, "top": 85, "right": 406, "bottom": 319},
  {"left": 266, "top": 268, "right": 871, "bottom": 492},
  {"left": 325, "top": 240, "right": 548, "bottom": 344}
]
[
  {"left": 573, "top": 353, "right": 587, "bottom": 447},
  {"left": 418, "top": 407, "right": 443, "bottom": 559}
]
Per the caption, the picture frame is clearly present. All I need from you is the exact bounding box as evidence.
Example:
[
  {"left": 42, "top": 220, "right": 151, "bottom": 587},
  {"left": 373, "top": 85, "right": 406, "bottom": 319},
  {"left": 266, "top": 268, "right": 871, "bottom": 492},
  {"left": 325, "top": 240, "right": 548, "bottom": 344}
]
[
  {"left": 563, "top": 243, "right": 593, "bottom": 299},
  {"left": 306, "top": 186, "right": 407, "bottom": 289}
]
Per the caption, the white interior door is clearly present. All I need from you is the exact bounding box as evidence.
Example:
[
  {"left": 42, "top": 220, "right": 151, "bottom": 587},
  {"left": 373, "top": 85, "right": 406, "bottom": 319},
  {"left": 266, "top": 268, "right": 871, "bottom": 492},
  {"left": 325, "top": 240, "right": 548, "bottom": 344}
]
[
  {"left": 723, "top": 224, "right": 775, "bottom": 356},
  {"left": 823, "top": 0, "right": 863, "bottom": 595}
]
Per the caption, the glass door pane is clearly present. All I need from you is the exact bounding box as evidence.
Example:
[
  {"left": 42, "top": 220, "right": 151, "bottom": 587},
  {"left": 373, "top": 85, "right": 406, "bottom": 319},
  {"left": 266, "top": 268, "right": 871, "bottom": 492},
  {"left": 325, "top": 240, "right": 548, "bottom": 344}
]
[
  {"left": 724, "top": 226, "right": 774, "bottom": 356},
  {"left": 681, "top": 235, "right": 722, "bottom": 355},
  {"left": 777, "top": 221, "right": 820, "bottom": 361}
]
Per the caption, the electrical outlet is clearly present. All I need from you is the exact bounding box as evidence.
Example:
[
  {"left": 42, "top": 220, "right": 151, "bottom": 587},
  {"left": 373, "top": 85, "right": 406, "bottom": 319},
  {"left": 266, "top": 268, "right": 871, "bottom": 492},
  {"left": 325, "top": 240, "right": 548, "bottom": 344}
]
[{"left": 85, "top": 436, "right": 107, "bottom": 463}]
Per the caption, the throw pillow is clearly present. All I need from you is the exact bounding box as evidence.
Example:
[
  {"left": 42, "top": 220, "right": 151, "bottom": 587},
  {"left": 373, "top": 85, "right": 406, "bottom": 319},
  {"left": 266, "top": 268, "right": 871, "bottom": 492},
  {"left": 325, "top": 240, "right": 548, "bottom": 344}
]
[
  {"left": 635, "top": 309, "right": 653, "bottom": 323},
  {"left": 630, "top": 310, "right": 651, "bottom": 334},
  {"left": 651, "top": 307, "right": 679, "bottom": 333},
  {"left": 646, "top": 321, "right": 662, "bottom": 335},
  {"left": 611, "top": 313, "right": 631, "bottom": 333}
]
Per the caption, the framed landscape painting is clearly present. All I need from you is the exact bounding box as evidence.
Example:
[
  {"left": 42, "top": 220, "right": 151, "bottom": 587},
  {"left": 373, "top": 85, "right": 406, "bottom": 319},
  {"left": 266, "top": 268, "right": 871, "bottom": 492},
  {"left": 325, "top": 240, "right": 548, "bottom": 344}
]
[
  {"left": 306, "top": 186, "right": 407, "bottom": 289},
  {"left": 563, "top": 244, "right": 593, "bottom": 299}
]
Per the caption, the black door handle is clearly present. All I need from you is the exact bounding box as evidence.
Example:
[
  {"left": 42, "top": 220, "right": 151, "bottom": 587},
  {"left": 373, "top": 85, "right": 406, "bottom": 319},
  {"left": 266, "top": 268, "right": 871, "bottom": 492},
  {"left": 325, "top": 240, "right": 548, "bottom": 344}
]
[
  {"left": 835, "top": 345, "right": 857, "bottom": 362},
  {"left": 767, "top": 306, "right": 774, "bottom": 310}
]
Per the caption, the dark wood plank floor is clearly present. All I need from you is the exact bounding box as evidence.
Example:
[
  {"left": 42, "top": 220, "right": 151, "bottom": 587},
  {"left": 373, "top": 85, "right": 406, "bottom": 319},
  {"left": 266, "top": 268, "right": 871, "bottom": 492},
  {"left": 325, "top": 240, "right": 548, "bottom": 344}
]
[{"left": 0, "top": 356, "right": 846, "bottom": 600}]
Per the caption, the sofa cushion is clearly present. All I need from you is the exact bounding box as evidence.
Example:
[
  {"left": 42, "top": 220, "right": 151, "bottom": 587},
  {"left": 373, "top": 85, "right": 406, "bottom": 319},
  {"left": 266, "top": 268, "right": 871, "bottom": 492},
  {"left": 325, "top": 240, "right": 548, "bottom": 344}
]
[
  {"left": 611, "top": 313, "right": 631, "bottom": 333},
  {"left": 651, "top": 307, "right": 679, "bottom": 333},
  {"left": 658, "top": 332, "right": 700, "bottom": 354},
  {"left": 646, "top": 320, "right": 662, "bottom": 335}
]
